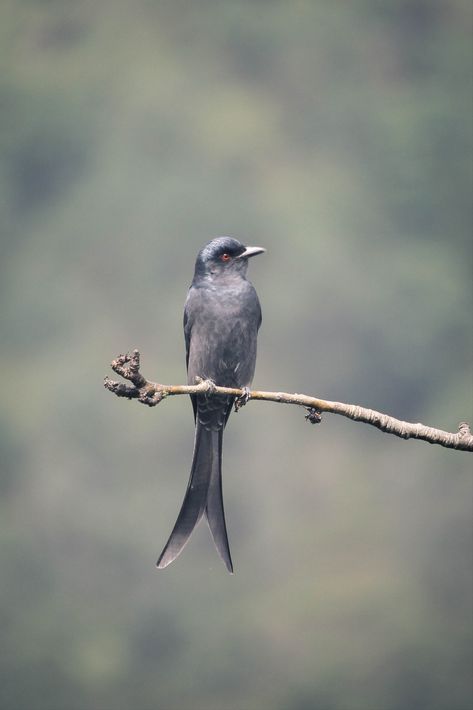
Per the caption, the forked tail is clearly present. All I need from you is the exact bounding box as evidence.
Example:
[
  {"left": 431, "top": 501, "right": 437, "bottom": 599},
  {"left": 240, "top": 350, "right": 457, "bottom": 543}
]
[{"left": 156, "top": 421, "right": 233, "bottom": 572}]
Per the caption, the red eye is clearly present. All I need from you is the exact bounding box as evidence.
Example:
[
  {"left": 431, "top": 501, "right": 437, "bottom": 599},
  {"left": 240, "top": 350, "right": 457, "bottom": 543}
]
[{"left": 220, "top": 253, "right": 231, "bottom": 261}]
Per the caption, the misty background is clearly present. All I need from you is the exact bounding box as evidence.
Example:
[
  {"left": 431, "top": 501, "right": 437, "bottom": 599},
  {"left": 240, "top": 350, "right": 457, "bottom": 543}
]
[{"left": 1, "top": 1, "right": 472, "bottom": 709}]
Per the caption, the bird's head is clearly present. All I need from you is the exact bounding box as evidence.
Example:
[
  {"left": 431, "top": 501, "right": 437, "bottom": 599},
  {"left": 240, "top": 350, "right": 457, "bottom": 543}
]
[{"left": 194, "top": 237, "right": 265, "bottom": 280}]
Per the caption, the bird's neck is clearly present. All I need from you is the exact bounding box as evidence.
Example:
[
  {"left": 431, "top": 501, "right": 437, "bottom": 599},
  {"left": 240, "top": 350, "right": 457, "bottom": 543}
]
[{"left": 196, "top": 270, "right": 247, "bottom": 290}]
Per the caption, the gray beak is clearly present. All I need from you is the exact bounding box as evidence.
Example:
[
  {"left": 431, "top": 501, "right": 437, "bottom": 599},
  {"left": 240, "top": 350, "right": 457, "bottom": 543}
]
[{"left": 238, "top": 246, "right": 266, "bottom": 259}]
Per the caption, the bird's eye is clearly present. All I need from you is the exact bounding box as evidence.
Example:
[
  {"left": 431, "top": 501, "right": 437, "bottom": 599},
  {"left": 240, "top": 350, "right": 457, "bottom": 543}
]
[{"left": 220, "top": 253, "right": 231, "bottom": 262}]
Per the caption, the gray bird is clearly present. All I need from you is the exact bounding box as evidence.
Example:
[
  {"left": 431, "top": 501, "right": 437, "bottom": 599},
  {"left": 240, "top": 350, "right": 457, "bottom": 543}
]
[{"left": 157, "top": 237, "right": 265, "bottom": 572}]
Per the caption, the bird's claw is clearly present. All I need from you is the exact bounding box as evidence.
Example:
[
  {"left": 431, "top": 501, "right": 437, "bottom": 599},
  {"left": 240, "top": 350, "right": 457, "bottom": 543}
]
[
  {"left": 235, "top": 386, "right": 251, "bottom": 412},
  {"left": 196, "top": 377, "right": 217, "bottom": 396},
  {"left": 305, "top": 407, "right": 322, "bottom": 424}
]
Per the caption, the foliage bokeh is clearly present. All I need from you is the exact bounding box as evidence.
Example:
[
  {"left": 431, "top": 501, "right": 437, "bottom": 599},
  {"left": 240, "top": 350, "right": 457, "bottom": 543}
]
[{"left": 1, "top": 1, "right": 472, "bottom": 709}]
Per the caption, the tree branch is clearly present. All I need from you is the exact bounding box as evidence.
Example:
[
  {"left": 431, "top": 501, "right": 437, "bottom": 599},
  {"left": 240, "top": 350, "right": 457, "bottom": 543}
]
[{"left": 104, "top": 350, "right": 473, "bottom": 453}]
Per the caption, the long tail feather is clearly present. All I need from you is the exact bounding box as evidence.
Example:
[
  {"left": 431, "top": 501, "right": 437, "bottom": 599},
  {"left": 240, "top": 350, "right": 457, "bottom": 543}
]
[
  {"left": 156, "top": 422, "right": 213, "bottom": 569},
  {"left": 205, "top": 428, "right": 233, "bottom": 573}
]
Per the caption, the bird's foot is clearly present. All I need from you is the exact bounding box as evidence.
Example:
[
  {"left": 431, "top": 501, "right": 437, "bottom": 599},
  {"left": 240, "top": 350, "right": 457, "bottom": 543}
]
[
  {"left": 305, "top": 407, "right": 322, "bottom": 424},
  {"left": 235, "top": 386, "right": 251, "bottom": 412},
  {"left": 196, "top": 377, "right": 217, "bottom": 396}
]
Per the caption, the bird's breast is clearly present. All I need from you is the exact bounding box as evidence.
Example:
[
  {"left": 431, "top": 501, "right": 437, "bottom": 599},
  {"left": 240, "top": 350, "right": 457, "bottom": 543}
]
[{"left": 187, "top": 303, "right": 258, "bottom": 388}]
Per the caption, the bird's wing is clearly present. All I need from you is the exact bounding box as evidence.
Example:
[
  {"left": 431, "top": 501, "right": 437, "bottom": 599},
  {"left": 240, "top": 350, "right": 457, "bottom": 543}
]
[
  {"left": 184, "top": 286, "right": 199, "bottom": 421},
  {"left": 183, "top": 287, "right": 195, "bottom": 372}
]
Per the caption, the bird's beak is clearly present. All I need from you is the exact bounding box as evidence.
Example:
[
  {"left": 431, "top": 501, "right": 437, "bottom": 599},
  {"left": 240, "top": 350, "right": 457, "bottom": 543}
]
[{"left": 238, "top": 246, "right": 266, "bottom": 259}]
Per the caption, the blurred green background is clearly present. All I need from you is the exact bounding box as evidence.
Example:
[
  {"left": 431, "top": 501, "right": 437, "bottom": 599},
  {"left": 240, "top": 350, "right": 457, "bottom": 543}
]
[{"left": 1, "top": 1, "right": 472, "bottom": 709}]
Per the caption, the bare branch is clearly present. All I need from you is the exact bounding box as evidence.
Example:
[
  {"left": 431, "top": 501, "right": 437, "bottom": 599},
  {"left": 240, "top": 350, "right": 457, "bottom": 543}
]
[{"left": 104, "top": 350, "right": 473, "bottom": 453}]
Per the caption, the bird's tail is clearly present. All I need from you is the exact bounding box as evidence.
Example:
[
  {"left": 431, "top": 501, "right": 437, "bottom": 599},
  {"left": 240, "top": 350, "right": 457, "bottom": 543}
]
[{"left": 156, "top": 421, "right": 233, "bottom": 572}]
